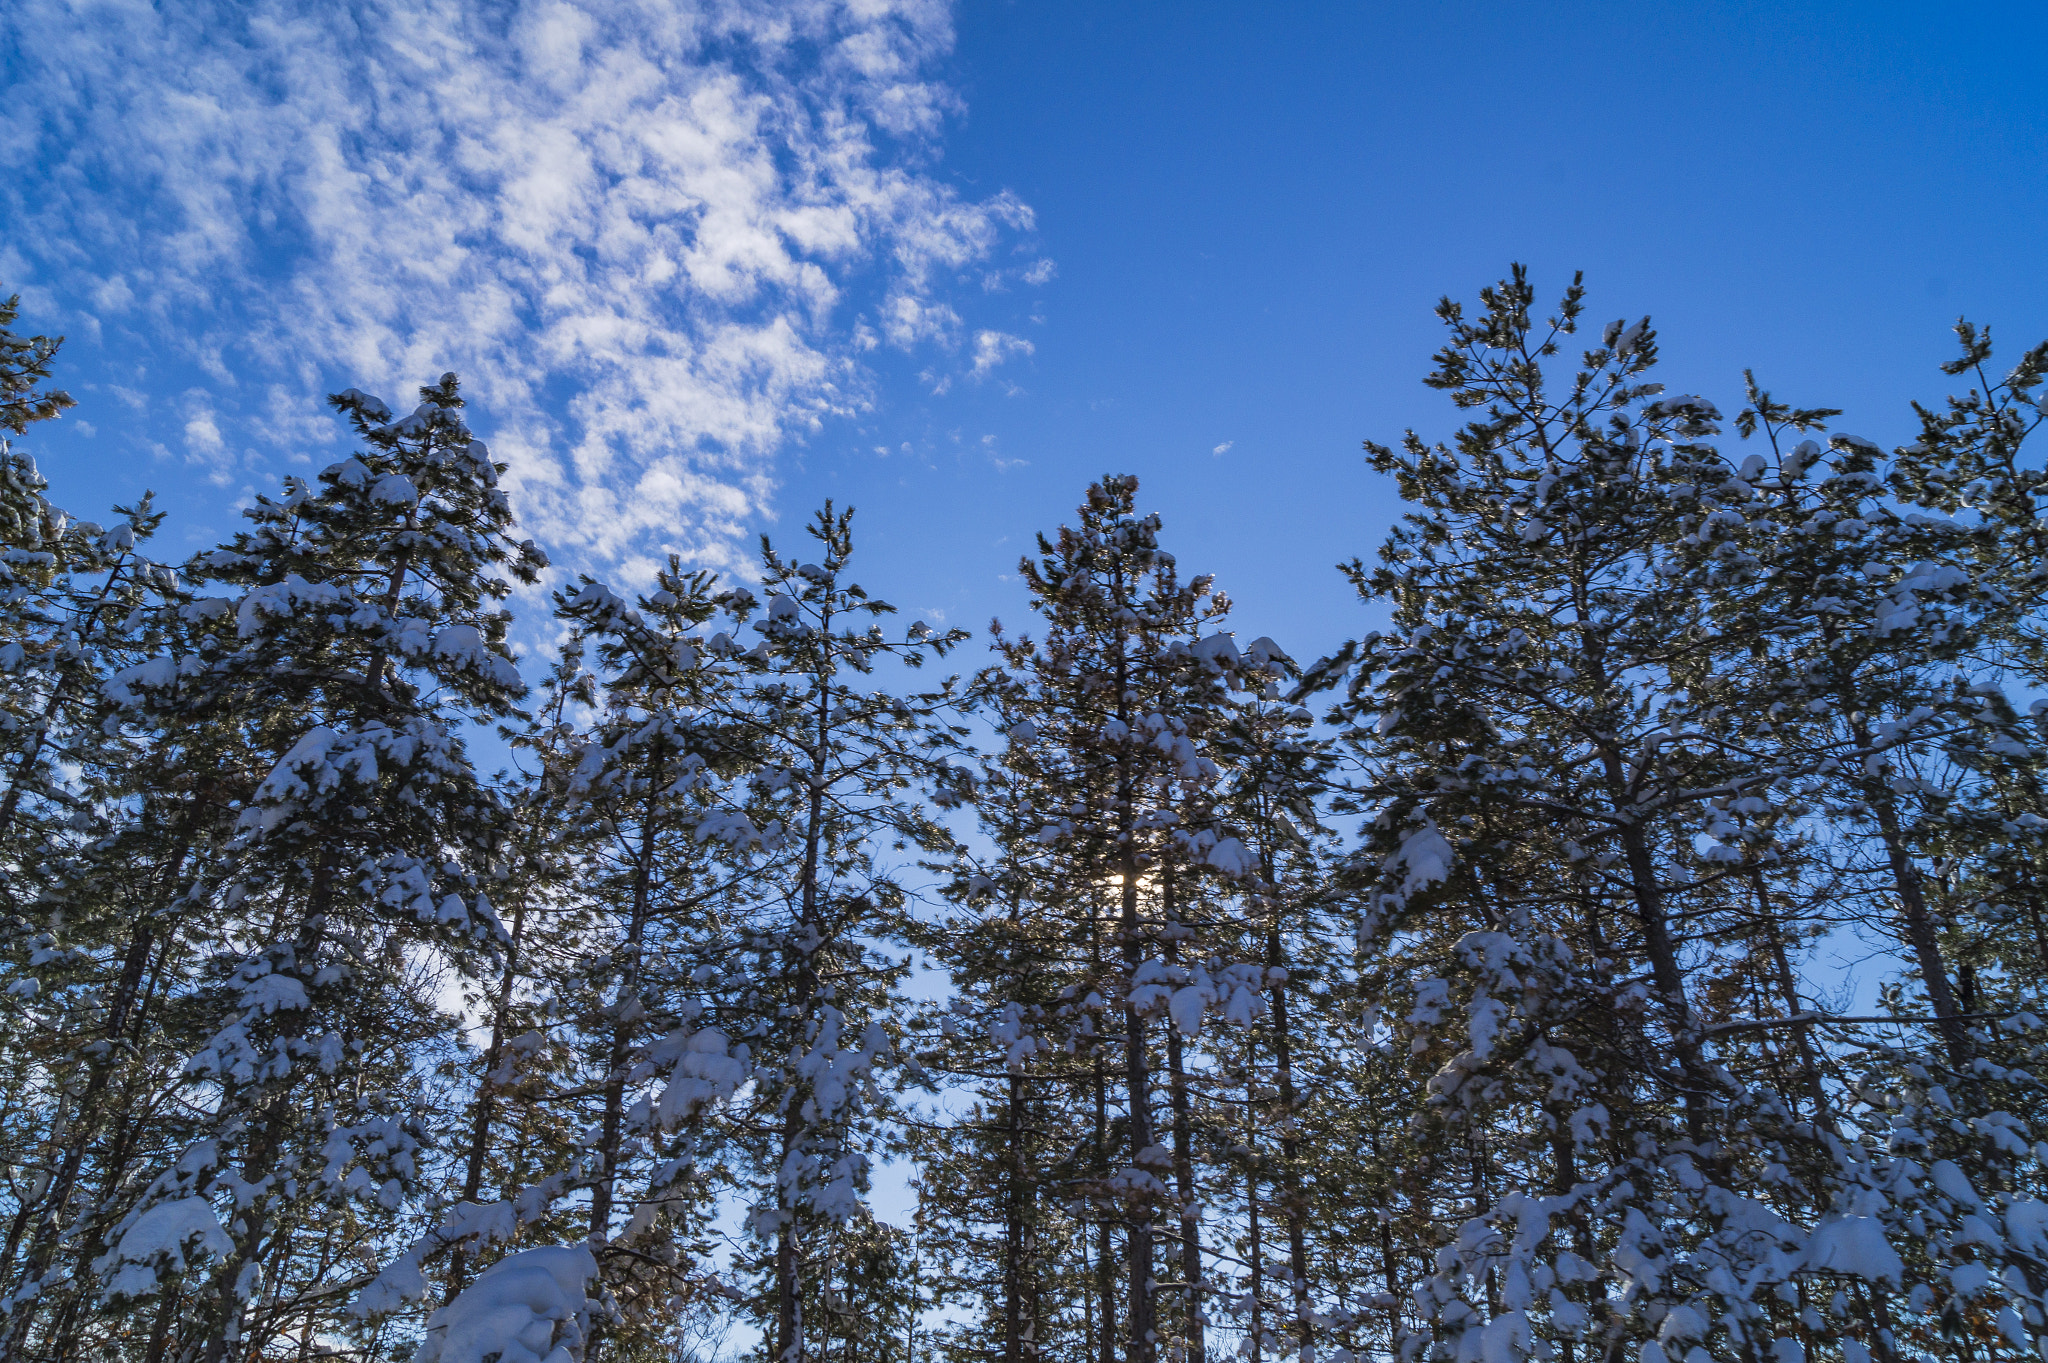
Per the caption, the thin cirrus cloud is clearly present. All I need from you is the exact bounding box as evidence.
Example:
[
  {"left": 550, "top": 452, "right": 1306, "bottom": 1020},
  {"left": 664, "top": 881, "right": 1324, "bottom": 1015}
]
[{"left": 0, "top": 0, "right": 1042, "bottom": 577}]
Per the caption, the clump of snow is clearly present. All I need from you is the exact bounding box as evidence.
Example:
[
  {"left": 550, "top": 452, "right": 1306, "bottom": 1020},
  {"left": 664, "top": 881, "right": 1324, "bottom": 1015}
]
[
  {"left": 415, "top": 1245, "right": 599, "bottom": 1363},
  {"left": 1385, "top": 820, "right": 1454, "bottom": 897},
  {"left": 99, "top": 1197, "right": 233, "bottom": 1300},
  {"left": 352, "top": 1256, "right": 430, "bottom": 1318},
  {"left": 652, "top": 1027, "right": 748, "bottom": 1126},
  {"left": 433, "top": 624, "right": 522, "bottom": 689},
  {"left": 1927, "top": 1158, "right": 1981, "bottom": 1207},
  {"left": 2005, "top": 1198, "right": 2048, "bottom": 1258},
  {"left": 103, "top": 655, "right": 181, "bottom": 705},
  {"left": 237, "top": 972, "right": 309, "bottom": 1014},
  {"left": 370, "top": 472, "right": 419, "bottom": 505},
  {"left": 1243, "top": 635, "right": 1289, "bottom": 668},
  {"left": 1191, "top": 632, "right": 1241, "bottom": 671},
  {"left": 1804, "top": 1216, "right": 1903, "bottom": 1285},
  {"left": 1204, "top": 835, "right": 1253, "bottom": 877},
  {"left": 338, "top": 389, "right": 392, "bottom": 421}
]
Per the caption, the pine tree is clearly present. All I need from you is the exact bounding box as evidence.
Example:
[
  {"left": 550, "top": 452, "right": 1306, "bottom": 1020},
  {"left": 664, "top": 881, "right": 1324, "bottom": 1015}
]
[
  {"left": 1323, "top": 269, "right": 1868, "bottom": 1362},
  {"left": 0, "top": 299, "right": 236, "bottom": 1360},
  {"left": 1313, "top": 267, "right": 2048, "bottom": 1363},
  {"left": 14, "top": 261, "right": 2048, "bottom": 1363},
  {"left": 0, "top": 496, "right": 200, "bottom": 1356},
  {"left": 929, "top": 476, "right": 1269, "bottom": 1363},
  {"left": 1198, "top": 662, "right": 1375, "bottom": 1362},
  {"left": 435, "top": 647, "right": 607, "bottom": 1311},
  {"left": 545, "top": 567, "right": 759, "bottom": 1355},
  {"left": 702, "top": 507, "right": 968, "bottom": 1363},
  {"left": 1887, "top": 322, "right": 2048, "bottom": 1004},
  {"left": 0, "top": 294, "right": 73, "bottom": 439},
  {"left": 80, "top": 377, "right": 544, "bottom": 1361}
]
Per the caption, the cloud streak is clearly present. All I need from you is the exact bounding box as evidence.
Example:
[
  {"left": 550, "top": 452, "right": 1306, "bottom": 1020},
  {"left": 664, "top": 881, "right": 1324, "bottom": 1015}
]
[{"left": 1, "top": 0, "right": 1033, "bottom": 576}]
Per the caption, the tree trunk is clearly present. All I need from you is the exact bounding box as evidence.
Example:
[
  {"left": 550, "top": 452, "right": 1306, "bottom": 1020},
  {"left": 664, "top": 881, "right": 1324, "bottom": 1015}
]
[
  {"left": 1749, "top": 870, "right": 1829, "bottom": 1120},
  {"left": 1002, "top": 1073, "right": 1028, "bottom": 1363},
  {"left": 1872, "top": 790, "right": 1969, "bottom": 1064},
  {"left": 1164, "top": 1025, "right": 1203, "bottom": 1363},
  {"left": 1111, "top": 580, "right": 1156, "bottom": 1363},
  {"left": 1841, "top": 706, "right": 1969, "bottom": 1065},
  {"left": 1160, "top": 859, "right": 1203, "bottom": 1363},
  {"left": 777, "top": 614, "right": 837, "bottom": 1363},
  {"left": 1261, "top": 894, "right": 1311, "bottom": 1354},
  {"left": 1118, "top": 953, "right": 1156, "bottom": 1363},
  {"left": 448, "top": 891, "right": 530, "bottom": 1300},
  {"left": 1598, "top": 749, "right": 1712, "bottom": 1139},
  {"left": 1093, "top": 1055, "right": 1117, "bottom": 1363},
  {"left": 1245, "top": 1069, "right": 1263, "bottom": 1363},
  {"left": 1577, "top": 619, "right": 1712, "bottom": 1138},
  {"left": 590, "top": 766, "right": 663, "bottom": 1244}
]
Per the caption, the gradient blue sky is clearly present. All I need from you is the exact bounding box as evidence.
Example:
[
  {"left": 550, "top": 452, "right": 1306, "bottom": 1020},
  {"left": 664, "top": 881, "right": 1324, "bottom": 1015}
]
[{"left": 6, "top": 0, "right": 2045, "bottom": 670}]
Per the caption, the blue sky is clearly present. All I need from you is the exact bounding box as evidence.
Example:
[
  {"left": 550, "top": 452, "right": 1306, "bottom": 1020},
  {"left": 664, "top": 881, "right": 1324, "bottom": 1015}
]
[{"left": 6, "top": 0, "right": 2046, "bottom": 671}]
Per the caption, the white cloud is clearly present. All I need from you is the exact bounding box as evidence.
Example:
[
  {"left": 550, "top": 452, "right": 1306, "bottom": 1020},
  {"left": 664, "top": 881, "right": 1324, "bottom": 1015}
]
[
  {"left": 182, "top": 412, "right": 223, "bottom": 460},
  {"left": 882, "top": 295, "right": 964, "bottom": 348},
  {"left": 178, "top": 391, "right": 232, "bottom": 483},
  {"left": 981, "top": 430, "right": 1024, "bottom": 471},
  {"left": 2, "top": 0, "right": 1028, "bottom": 573},
  {"left": 1212, "top": 441, "right": 1233, "bottom": 456},
  {"left": 982, "top": 255, "right": 1056, "bottom": 292},
  {"left": 971, "top": 329, "right": 1033, "bottom": 378}
]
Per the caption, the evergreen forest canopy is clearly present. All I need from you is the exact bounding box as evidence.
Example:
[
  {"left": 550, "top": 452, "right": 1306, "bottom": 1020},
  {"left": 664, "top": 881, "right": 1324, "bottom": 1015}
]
[{"left": 5, "top": 268, "right": 2048, "bottom": 1363}]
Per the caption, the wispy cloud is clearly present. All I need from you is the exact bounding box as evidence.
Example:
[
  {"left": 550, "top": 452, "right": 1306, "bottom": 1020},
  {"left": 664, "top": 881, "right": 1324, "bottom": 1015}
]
[
  {"left": 1212, "top": 440, "right": 1233, "bottom": 456},
  {"left": 1, "top": 0, "right": 1038, "bottom": 574},
  {"left": 982, "top": 431, "right": 1025, "bottom": 471},
  {"left": 971, "top": 329, "right": 1034, "bottom": 379}
]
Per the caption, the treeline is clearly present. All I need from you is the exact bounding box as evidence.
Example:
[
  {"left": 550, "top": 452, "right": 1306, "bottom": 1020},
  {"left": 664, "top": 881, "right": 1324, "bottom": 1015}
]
[{"left": 3, "top": 269, "right": 2048, "bottom": 1363}]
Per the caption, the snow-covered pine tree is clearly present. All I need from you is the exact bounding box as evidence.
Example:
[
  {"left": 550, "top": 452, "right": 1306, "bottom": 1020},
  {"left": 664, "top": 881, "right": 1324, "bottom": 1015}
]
[
  {"left": 1693, "top": 385, "right": 1999, "bottom": 1069},
  {"left": 1320, "top": 268, "right": 1941, "bottom": 1363},
  {"left": 543, "top": 566, "right": 760, "bottom": 1353},
  {"left": 0, "top": 495, "right": 199, "bottom": 1356},
  {"left": 357, "top": 521, "right": 970, "bottom": 1363},
  {"left": 0, "top": 285, "right": 87, "bottom": 899},
  {"left": 667, "top": 506, "right": 970, "bottom": 1363},
  {"left": 351, "top": 568, "right": 756, "bottom": 1363},
  {"left": 83, "top": 377, "right": 544, "bottom": 1361},
  {"left": 939, "top": 476, "right": 1267, "bottom": 1363},
  {"left": 0, "top": 285, "right": 109, "bottom": 886},
  {"left": 426, "top": 648, "right": 607, "bottom": 1313},
  {"left": 0, "top": 293, "right": 73, "bottom": 440},
  {"left": 0, "top": 306, "right": 226, "bottom": 1359},
  {"left": 1647, "top": 370, "right": 2048, "bottom": 1360},
  {"left": 1707, "top": 357, "right": 2048, "bottom": 1358},
  {"left": 1887, "top": 322, "right": 2048, "bottom": 1004}
]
